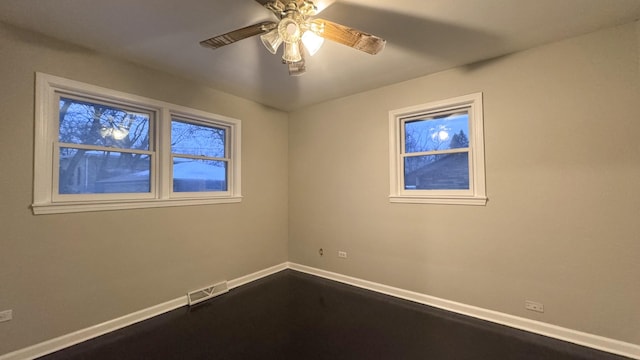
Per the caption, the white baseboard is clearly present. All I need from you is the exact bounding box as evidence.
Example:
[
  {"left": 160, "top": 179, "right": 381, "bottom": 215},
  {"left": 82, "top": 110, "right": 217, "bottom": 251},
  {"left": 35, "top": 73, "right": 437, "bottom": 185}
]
[
  {"left": 3, "top": 262, "right": 638, "bottom": 360},
  {"left": 0, "top": 263, "right": 288, "bottom": 360},
  {"left": 0, "top": 297, "right": 188, "bottom": 360},
  {"left": 288, "top": 262, "right": 640, "bottom": 360},
  {"left": 228, "top": 262, "right": 288, "bottom": 290}
]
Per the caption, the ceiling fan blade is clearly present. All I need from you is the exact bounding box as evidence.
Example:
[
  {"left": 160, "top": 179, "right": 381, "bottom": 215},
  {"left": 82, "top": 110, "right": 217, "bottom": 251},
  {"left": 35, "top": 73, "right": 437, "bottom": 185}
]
[
  {"left": 200, "top": 21, "right": 277, "bottom": 50},
  {"left": 310, "top": 18, "right": 386, "bottom": 55}
]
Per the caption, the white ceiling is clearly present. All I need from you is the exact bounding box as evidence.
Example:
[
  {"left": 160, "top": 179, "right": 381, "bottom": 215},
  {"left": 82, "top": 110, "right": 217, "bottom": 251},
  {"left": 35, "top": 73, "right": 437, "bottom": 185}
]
[{"left": 1, "top": 0, "right": 639, "bottom": 111}]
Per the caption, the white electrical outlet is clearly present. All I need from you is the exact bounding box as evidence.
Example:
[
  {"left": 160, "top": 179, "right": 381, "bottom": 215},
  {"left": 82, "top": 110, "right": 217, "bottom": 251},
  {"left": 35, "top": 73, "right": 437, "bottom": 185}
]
[
  {"left": 0, "top": 310, "right": 13, "bottom": 323},
  {"left": 525, "top": 300, "right": 544, "bottom": 313},
  {"left": 338, "top": 251, "right": 347, "bottom": 258}
]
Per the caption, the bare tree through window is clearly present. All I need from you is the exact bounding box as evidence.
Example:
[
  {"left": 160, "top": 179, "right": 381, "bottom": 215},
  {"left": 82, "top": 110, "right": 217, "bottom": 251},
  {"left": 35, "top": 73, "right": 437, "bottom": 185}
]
[{"left": 58, "top": 97, "right": 151, "bottom": 194}]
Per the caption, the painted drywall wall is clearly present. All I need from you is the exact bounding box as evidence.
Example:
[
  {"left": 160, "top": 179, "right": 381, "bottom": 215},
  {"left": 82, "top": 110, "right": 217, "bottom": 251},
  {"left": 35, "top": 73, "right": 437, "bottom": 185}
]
[
  {"left": 2, "top": 17, "right": 639, "bottom": 357},
  {"left": 0, "top": 22, "right": 288, "bottom": 355},
  {"left": 289, "top": 22, "right": 640, "bottom": 344}
]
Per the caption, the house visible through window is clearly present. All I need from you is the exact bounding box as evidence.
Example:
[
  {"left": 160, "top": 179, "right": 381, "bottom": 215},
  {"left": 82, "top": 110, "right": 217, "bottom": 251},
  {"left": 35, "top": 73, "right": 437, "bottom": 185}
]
[
  {"left": 389, "top": 93, "right": 487, "bottom": 205},
  {"left": 33, "top": 73, "right": 242, "bottom": 214},
  {"left": 404, "top": 111, "right": 470, "bottom": 190}
]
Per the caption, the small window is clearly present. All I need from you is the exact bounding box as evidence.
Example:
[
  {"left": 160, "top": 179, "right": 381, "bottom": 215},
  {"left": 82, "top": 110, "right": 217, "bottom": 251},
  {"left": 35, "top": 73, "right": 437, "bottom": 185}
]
[
  {"left": 170, "top": 119, "right": 229, "bottom": 194},
  {"left": 33, "top": 73, "right": 242, "bottom": 214},
  {"left": 389, "top": 93, "right": 487, "bottom": 205}
]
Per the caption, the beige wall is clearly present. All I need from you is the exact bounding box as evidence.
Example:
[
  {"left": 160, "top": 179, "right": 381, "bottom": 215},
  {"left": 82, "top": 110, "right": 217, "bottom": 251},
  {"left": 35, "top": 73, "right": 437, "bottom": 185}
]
[
  {"left": 0, "top": 22, "right": 288, "bottom": 354},
  {"left": 289, "top": 22, "right": 640, "bottom": 344}
]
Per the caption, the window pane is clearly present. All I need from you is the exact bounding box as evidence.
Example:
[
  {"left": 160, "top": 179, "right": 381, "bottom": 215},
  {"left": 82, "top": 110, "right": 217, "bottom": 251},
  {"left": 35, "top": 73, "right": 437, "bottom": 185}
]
[
  {"left": 59, "top": 148, "right": 151, "bottom": 194},
  {"left": 59, "top": 97, "right": 150, "bottom": 150},
  {"left": 173, "top": 158, "right": 227, "bottom": 192},
  {"left": 405, "top": 112, "right": 469, "bottom": 153},
  {"left": 404, "top": 153, "right": 469, "bottom": 190},
  {"left": 171, "top": 120, "right": 226, "bottom": 158}
]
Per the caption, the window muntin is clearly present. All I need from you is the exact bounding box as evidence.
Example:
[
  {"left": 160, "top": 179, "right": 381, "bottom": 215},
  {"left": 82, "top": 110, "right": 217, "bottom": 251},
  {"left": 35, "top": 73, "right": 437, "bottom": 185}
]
[
  {"left": 389, "top": 93, "right": 486, "bottom": 205},
  {"left": 33, "top": 73, "right": 242, "bottom": 214}
]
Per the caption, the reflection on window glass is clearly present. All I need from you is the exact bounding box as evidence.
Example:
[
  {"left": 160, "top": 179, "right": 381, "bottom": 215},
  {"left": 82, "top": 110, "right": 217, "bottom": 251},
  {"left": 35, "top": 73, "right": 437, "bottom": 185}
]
[
  {"left": 58, "top": 97, "right": 150, "bottom": 150},
  {"left": 172, "top": 159, "right": 227, "bottom": 192},
  {"left": 404, "top": 153, "right": 469, "bottom": 190},
  {"left": 171, "top": 120, "right": 226, "bottom": 158},
  {"left": 405, "top": 112, "right": 469, "bottom": 153},
  {"left": 58, "top": 148, "right": 151, "bottom": 194}
]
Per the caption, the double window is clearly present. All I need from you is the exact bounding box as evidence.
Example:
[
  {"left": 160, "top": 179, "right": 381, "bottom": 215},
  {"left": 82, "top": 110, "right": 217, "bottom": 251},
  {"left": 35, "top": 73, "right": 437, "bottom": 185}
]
[
  {"left": 389, "top": 93, "right": 487, "bottom": 205},
  {"left": 33, "top": 73, "right": 241, "bottom": 214}
]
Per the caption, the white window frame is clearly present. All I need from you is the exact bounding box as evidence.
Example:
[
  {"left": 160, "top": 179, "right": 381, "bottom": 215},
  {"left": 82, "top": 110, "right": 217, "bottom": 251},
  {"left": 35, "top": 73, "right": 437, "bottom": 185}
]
[
  {"left": 168, "top": 114, "right": 233, "bottom": 199},
  {"left": 33, "top": 73, "right": 242, "bottom": 215},
  {"left": 51, "top": 93, "right": 159, "bottom": 203},
  {"left": 388, "top": 93, "right": 487, "bottom": 205}
]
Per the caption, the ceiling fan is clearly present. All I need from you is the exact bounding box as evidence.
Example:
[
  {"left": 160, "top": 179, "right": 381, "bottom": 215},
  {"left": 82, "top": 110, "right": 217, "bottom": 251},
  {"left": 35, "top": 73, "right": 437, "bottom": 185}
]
[{"left": 200, "top": 0, "right": 386, "bottom": 76}]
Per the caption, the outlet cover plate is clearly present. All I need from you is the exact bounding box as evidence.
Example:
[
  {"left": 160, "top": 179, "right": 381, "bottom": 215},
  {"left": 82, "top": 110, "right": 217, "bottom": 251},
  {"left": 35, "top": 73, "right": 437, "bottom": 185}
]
[{"left": 525, "top": 300, "right": 544, "bottom": 313}]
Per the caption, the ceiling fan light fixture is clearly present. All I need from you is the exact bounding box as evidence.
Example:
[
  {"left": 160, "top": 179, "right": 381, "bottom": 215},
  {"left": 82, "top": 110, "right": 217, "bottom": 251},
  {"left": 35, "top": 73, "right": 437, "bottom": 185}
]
[
  {"left": 301, "top": 30, "right": 324, "bottom": 56},
  {"left": 299, "top": 0, "right": 318, "bottom": 16},
  {"left": 278, "top": 17, "right": 302, "bottom": 44},
  {"left": 288, "top": 59, "right": 306, "bottom": 76},
  {"left": 200, "top": 0, "right": 386, "bottom": 76},
  {"left": 265, "top": 0, "right": 285, "bottom": 14},
  {"left": 260, "top": 29, "right": 283, "bottom": 54},
  {"left": 282, "top": 41, "right": 302, "bottom": 63}
]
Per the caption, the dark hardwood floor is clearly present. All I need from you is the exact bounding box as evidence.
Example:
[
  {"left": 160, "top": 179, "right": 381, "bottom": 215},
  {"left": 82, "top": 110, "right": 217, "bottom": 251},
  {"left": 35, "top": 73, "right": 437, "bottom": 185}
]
[{"left": 40, "top": 270, "right": 630, "bottom": 359}]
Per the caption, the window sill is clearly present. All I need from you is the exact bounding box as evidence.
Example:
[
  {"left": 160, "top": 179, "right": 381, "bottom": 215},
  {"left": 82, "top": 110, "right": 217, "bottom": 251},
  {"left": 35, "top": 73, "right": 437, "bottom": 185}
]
[
  {"left": 389, "top": 195, "right": 487, "bottom": 206},
  {"left": 32, "top": 196, "right": 243, "bottom": 215}
]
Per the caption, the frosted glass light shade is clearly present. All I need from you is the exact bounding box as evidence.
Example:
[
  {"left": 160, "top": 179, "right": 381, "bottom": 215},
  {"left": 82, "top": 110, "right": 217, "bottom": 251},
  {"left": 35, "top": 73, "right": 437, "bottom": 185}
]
[
  {"left": 282, "top": 41, "right": 302, "bottom": 63},
  {"left": 278, "top": 17, "right": 302, "bottom": 44},
  {"left": 301, "top": 31, "right": 324, "bottom": 56},
  {"left": 260, "top": 29, "right": 283, "bottom": 54}
]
